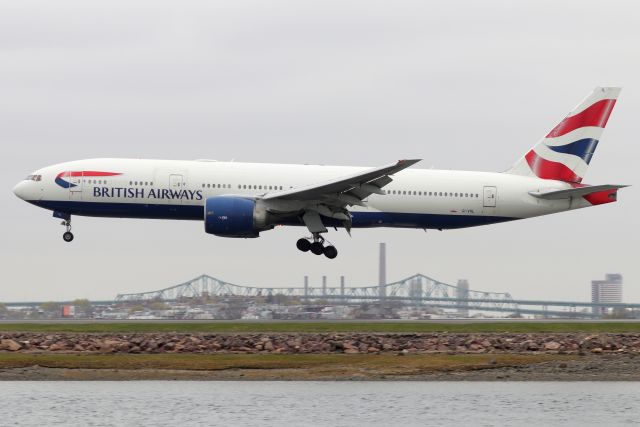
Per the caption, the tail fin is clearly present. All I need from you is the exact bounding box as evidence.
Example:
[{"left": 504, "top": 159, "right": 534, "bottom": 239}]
[{"left": 507, "top": 87, "right": 620, "bottom": 183}]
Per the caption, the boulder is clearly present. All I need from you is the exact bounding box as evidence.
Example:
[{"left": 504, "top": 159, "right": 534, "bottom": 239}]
[
  {"left": 48, "top": 342, "right": 67, "bottom": 351},
  {"left": 544, "top": 341, "right": 561, "bottom": 351},
  {"left": 0, "top": 339, "right": 21, "bottom": 351}
]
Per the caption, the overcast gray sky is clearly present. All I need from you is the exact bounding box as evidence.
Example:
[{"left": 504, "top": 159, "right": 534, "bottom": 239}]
[{"left": 1, "top": 0, "right": 637, "bottom": 303}]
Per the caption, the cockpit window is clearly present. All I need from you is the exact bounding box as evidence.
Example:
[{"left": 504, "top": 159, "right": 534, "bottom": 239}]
[{"left": 25, "top": 175, "right": 42, "bottom": 182}]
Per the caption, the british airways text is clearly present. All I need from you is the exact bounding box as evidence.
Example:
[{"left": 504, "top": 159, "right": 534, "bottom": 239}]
[{"left": 93, "top": 187, "right": 203, "bottom": 200}]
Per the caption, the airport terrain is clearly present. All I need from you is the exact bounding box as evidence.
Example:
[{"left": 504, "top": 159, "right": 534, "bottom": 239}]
[{"left": 1, "top": 322, "right": 639, "bottom": 380}]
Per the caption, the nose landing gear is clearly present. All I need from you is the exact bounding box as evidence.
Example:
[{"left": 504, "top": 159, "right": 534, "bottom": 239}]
[
  {"left": 61, "top": 220, "right": 74, "bottom": 242},
  {"left": 296, "top": 234, "right": 338, "bottom": 259}
]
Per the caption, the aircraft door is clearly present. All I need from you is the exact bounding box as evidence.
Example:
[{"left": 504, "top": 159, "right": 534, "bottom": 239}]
[
  {"left": 68, "top": 171, "right": 83, "bottom": 200},
  {"left": 170, "top": 174, "right": 185, "bottom": 205},
  {"left": 483, "top": 186, "right": 497, "bottom": 208}
]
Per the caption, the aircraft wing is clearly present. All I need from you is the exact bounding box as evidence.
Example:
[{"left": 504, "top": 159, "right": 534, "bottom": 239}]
[
  {"left": 261, "top": 159, "right": 421, "bottom": 233},
  {"left": 263, "top": 159, "right": 421, "bottom": 204}
]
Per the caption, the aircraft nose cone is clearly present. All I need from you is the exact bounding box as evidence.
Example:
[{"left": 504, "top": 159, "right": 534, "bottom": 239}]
[{"left": 13, "top": 181, "right": 28, "bottom": 200}]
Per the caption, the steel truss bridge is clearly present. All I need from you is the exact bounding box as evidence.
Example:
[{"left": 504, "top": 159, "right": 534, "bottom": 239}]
[{"left": 114, "top": 274, "right": 640, "bottom": 318}]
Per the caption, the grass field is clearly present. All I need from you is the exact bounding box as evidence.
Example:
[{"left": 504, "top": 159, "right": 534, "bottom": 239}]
[{"left": 0, "top": 321, "right": 638, "bottom": 334}]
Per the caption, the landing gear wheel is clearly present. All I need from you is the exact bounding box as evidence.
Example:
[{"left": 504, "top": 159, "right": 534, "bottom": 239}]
[
  {"left": 323, "top": 245, "right": 338, "bottom": 259},
  {"left": 310, "top": 241, "right": 324, "bottom": 255},
  {"left": 296, "top": 238, "right": 311, "bottom": 252},
  {"left": 63, "top": 231, "right": 74, "bottom": 242}
]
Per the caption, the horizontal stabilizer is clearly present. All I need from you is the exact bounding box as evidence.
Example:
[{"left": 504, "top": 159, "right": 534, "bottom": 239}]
[{"left": 529, "top": 184, "right": 628, "bottom": 200}]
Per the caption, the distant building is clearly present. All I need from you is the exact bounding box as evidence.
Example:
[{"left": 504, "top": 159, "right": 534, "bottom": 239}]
[{"left": 591, "top": 274, "right": 623, "bottom": 315}]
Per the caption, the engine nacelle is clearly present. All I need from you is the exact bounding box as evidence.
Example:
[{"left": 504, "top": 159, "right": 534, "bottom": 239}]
[{"left": 204, "top": 196, "right": 273, "bottom": 238}]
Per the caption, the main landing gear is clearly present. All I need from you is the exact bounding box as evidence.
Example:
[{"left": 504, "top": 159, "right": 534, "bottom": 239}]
[
  {"left": 61, "top": 220, "right": 74, "bottom": 242},
  {"left": 296, "top": 234, "right": 338, "bottom": 259}
]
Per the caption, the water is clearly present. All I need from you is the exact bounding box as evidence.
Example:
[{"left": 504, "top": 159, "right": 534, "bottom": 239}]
[{"left": 1, "top": 382, "right": 639, "bottom": 427}]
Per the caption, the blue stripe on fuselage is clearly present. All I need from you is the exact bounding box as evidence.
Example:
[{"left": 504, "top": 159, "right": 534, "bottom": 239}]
[{"left": 27, "top": 200, "right": 517, "bottom": 230}]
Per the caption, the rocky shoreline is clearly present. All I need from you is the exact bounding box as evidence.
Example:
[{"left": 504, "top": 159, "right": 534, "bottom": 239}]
[{"left": 1, "top": 332, "right": 640, "bottom": 355}]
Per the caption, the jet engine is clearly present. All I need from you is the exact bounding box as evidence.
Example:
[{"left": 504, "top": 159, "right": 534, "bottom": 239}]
[{"left": 204, "top": 196, "right": 273, "bottom": 238}]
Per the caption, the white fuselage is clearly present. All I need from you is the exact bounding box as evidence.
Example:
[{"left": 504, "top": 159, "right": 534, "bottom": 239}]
[{"left": 13, "top": 158, "right": 588, "bottom": 231}]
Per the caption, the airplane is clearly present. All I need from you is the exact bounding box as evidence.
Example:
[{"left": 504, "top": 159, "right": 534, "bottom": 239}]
[{"left": 13, "top": 87, "right": 627, "bottom": 259}]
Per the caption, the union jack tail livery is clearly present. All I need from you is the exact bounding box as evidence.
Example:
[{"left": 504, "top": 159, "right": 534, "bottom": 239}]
[{"left": 508, "top": 87, "right": 620, "bottom": 183}]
